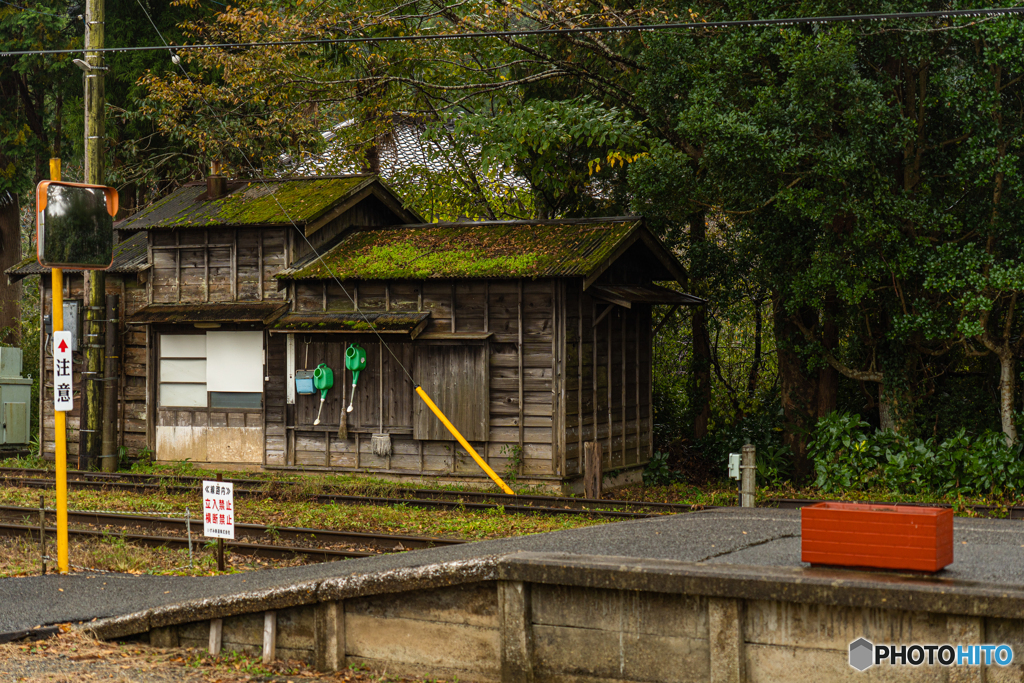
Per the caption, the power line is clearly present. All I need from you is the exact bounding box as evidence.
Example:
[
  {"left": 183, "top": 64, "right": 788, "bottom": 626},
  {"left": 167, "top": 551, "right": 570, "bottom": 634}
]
[
  {"left": 2, "top": 5, "right": 1023, "bottom": 57},
  {"left": 132, "top": 0, "right": 419, "bottom": 383}
]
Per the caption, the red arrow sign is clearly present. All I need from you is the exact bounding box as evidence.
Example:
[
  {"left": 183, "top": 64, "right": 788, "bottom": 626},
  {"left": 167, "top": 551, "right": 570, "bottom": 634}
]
[{"left": 57, "top": 339, "right": 69, "bottom": 353}]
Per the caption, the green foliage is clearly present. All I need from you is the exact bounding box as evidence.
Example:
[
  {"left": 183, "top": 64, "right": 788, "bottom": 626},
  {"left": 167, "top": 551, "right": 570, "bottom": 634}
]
[
  {"left": 642, "top": 451, "right": 680, "bottom": 486},
  {"left": 696, "top": 407, "right": 789, "bottom": 480},
  {"left": 809, "top": 411, "right": 1024, "bottom": 497},
  {"left": 500, "top": 443, "right": 524, "bottom": 486}
]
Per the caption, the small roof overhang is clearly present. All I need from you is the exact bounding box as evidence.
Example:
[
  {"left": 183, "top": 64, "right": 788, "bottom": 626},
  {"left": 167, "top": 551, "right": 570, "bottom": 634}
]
[
  {"left": 590, "top": 284, "right": 705, "bottom": 308},
  {"left": 269, "top": 311, "right": 431, "bottom": 339},
  {"left": 128, "top": 302, "right": 289, "bottom": 325}
]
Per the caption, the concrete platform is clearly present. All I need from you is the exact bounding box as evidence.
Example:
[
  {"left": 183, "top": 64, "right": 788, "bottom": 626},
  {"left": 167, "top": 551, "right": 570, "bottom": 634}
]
[{"left": 4, "top": 508, "right": 1024, "bottom": 681}]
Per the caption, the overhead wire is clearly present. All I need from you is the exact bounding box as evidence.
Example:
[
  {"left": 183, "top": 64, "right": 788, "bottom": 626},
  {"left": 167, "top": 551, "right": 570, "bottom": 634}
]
[
  {"left": 132, "top": 0, "right": 418, "bottom": 383},
  {"left": 2, "top": 5, "right": 1024, "bottom": 56}
]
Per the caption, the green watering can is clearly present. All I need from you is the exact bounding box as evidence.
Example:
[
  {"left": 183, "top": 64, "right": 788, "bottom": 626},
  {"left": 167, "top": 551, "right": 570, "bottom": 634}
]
[
  {"left": 345, "top": 344, "right": 367, "bottom": 413},
  {"left": 312, "top": 362, "right": 333, "bottom": 425}
]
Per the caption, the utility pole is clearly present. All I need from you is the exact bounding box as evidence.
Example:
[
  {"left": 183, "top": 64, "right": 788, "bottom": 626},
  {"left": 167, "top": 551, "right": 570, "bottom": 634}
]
[{"left": 81, "top": 0, "right": 106, "bottom": 469}]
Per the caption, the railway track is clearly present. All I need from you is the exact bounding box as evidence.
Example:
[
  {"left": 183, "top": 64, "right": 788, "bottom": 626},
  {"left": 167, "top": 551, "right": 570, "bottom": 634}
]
[
  {"left": 0, "top": 469, "right": 698, "bottom": 518},
  {"left": 7, "top": 468, "right": 1016, "bottom": 519},
  {"left": 0, "top": 504, "right": 464, "bottom": 563}
]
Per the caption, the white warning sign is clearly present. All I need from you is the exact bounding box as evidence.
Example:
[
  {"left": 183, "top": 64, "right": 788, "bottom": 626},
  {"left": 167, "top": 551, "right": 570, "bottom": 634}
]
[
  {"left": 203, "top": 480, "right": 235, "bottom": 539},
  {"left": 53, "top": 331, "right": 73, "bottom": 412}
]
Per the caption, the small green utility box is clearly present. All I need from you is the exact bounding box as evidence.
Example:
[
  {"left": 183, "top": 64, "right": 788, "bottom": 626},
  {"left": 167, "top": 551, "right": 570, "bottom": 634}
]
[{"left": 0, "top": 348, "right": 32, "bottom": 445}]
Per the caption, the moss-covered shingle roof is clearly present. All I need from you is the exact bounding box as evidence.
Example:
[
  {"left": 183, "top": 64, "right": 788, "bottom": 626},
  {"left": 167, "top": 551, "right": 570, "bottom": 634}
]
[
  {"left": 119, "top": 176, "right": 375, "bottom": 230},
  {"left": 277, "top": 218, "right": 643, "bottom": 280}
]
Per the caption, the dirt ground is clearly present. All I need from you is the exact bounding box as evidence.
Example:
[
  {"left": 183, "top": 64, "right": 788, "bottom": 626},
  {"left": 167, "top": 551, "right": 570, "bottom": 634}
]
[{"left": 0, "top": 630, "right": 452, "bottom": 683}]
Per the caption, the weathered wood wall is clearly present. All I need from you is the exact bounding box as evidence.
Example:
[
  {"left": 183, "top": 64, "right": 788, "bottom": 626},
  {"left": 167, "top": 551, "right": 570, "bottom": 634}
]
[
  {"left": 564, "top": 288, "right": 653, "bottom": 477},
  {"left": 40, "top": 273, "right": 148, "bottom": 462},
  {"left": 149, "top": 228, "right": 288, "bottom": 305},
  {"left": 278, "top": 278, "right": 561, "bottom": 481},
  {"left": 292, "top": 194, "right": 399, "bottom": 262}
]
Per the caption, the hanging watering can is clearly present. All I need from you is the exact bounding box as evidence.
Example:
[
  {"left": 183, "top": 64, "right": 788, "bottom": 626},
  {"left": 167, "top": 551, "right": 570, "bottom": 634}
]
[
  {"left": 345, "top": 344, "right": 367, "bottom": 413},
  {"left": 312, "top": 363, "right": 334, "bottom": 425}
]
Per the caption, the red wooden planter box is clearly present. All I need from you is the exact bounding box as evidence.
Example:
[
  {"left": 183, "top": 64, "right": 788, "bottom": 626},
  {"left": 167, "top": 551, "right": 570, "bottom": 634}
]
[{"left": 801, "top": 502, "right": 953, "bottom": 572}]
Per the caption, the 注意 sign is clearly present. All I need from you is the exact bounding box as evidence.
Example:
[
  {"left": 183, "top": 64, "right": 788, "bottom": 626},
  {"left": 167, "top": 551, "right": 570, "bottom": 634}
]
[
  {"left": 53, "top": 331, "right": 73, "bottom": 411},
  {"left": 203, "top": 480, "right": 235, "bottom": 539}
]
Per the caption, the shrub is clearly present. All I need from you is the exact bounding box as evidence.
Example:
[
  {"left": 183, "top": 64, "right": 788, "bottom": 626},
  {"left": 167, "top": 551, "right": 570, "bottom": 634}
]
[{"left": 809, "top": 411, "right": 1024, "bottom": 497}]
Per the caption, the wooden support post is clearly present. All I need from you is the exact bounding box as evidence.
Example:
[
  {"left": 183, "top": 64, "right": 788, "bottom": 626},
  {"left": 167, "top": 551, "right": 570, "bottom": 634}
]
[
  {"left": 517, "top": 279, "right": 524, "bottom": 448},
  {"left": 591, "top": 300, "right": 598, "bottom": 470},
  {"left": 262, "top": 611, "right": 277, "bottom": 665},
  {"left": 315, "top": 601, "right": 345, "bottom": 671},
  {"left": 741, "top": 443, "right": 756, "bottom": 508},
  {"left": 208, "top": 618, "right": 223, "bottom": 655},
  {"left": 100, "top": 294, "right": 119, "bottom": 472},
  {"left": 620, "top": 310, "right": 626, "bottom": 467},
  {"left": 257, "top": 230, "right": 264, "bottom": 301},
  {"left": 204, "top": 229, "right": 210, "bottom": 302},
  {"left": 635, "top": 310, "right": 641, "bottom": 464},
  {"left": 174, "top": 231, "right": 181, "bottom": 302},
  {"left": 606, "top": 312, "right": 613, "bottom": 465},
  {"left": 231, "top": 227, "right": 238, "bottom": 301},
  {"left": 577, "top": 298, "right": 583, "bottom": 472},
  {"left": 584, "top": 442, "right": 602, "bottom": 500}
]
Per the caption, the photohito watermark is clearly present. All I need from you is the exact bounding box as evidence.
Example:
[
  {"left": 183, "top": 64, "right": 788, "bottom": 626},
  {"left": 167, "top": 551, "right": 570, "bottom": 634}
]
[{"left": 849, "top": 638, "right": 1014, "bottom": 671}]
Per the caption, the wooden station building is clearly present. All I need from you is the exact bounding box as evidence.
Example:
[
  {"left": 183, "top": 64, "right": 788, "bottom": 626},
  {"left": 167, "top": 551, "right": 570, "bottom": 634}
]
[{"left": 8, "top": 174, "right": 700, "bottom": 489}]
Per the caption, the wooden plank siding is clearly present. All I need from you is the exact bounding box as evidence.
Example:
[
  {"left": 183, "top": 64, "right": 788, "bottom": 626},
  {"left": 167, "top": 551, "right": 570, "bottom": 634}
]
[
  {"left": 565, "top": 288, "right": 653, "bottom": 476},
  {"left": 279, "top": 277, "right": 558, "bottom": 479},
  {"left": 276, "top": 276, "right": 654, "bottom": 483},
  {"left": 150, "top": 228, "right": 289, "bottom": 305},
  {"left": 39, "top": 273, "right": 149, "bottom": 463}
]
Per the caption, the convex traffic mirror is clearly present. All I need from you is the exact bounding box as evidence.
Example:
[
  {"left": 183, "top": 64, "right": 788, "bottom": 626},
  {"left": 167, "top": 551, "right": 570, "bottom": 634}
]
[{"left": 36, "top": 180, "right": 119, "bottom": 269}]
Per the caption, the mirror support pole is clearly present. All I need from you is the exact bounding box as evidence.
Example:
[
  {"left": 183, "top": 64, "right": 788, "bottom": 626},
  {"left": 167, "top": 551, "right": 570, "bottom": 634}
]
[
  {"left": 49, "top": 157, "right": 69, "bottom": 575},
  {"left": 81, "top": 0, "right": 106, "bottom": 470}
]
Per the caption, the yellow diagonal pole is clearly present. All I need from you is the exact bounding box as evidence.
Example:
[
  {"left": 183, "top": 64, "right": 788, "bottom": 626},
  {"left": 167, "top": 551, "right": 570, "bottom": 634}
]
[
  {"left": 414, "top": 385, "right": 514, "bottom": 495},
  {"left": 49, "top": 157, "right": 69, "bottom": 574}
]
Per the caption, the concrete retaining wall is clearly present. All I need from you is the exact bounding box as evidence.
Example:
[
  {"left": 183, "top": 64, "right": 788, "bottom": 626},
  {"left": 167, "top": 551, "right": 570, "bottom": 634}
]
[{"left": 87, "top": 553, "right": 1024, "bottom": 682}]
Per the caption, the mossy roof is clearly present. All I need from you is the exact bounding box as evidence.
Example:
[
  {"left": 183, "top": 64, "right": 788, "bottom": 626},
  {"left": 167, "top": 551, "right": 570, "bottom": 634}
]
[
  {"left": 277, "top": 218, "right": 643, "bottom": 280},
  {"left": 118, "top": 176, "right": 374, "bottom": 230},
  {"left": 271, "top": 311, "right": 431, "bottom": 333}
]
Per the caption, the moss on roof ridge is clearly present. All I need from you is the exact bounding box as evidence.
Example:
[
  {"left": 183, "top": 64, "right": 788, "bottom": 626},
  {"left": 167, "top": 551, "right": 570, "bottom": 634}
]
[
  {"left": 126, "top": 176, "right": 372, "bottom": 229},
  {"left": 283, "top": 220, "right": 638, "bottom": 280}
]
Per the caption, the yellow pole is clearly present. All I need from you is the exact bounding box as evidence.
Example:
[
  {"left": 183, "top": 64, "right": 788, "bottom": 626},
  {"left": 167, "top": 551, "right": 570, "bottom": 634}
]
[
  {"left": 49, "top": 157, "right": 69, "bottom": 574},
  {"left": 414, "top": 385, "right": 515, "bottom": 495}
]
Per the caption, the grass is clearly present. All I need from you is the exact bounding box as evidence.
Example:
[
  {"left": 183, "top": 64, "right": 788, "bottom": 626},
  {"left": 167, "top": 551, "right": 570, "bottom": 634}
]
[
  {"left": 615, "top": 480, "right": 1022, "bottom": 517},
  {"left": 0, "top": 476, "right": 608, "bottom": 577}
]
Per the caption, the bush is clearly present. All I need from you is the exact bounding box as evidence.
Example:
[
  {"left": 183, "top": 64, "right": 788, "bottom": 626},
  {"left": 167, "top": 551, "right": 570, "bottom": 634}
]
[
  {"left": 642, "top": 451, "right": 681, "bottom": 486},
  {"left": 696, "top": 406, "right": 792, "bottom": 483},
  {"left": 808, "top": 411, "right": 1024, "bottom": 496}
]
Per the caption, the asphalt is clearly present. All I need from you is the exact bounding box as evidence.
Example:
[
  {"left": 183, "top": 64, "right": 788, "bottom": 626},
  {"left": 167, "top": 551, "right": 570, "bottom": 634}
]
[{"left": 2, "top": 508, "right": 1024, "bottom": 634}]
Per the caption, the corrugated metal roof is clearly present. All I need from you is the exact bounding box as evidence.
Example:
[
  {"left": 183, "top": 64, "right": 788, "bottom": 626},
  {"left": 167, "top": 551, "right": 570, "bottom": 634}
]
[
  {"left": 118, "top": 176, "right": 374, "bottom": 231},
  {"left": 276, "top": 218, "right": 642, "bottom": 281},
  {"left": 128, "top": 302, "right": 288, "bottom": 325},
  {"left": 5, "top": 231, "right": 149, "bottom": 282}
]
